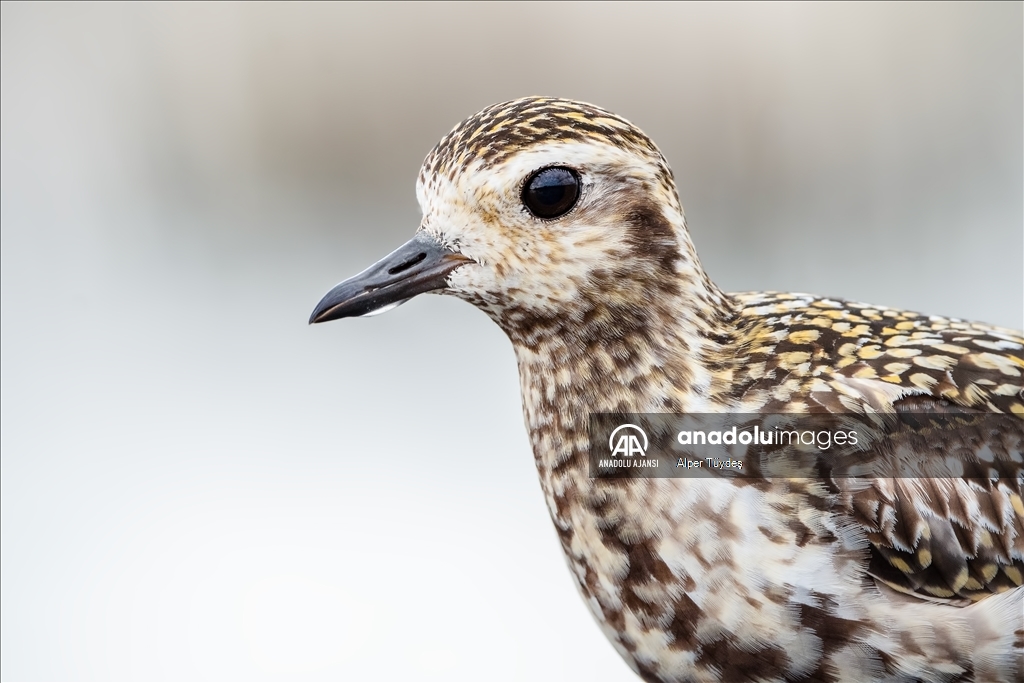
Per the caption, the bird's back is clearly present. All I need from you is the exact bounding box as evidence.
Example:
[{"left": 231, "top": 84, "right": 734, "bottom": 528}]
[{"left": 721, "top": 292, "right": 1024, "bottom": 416}]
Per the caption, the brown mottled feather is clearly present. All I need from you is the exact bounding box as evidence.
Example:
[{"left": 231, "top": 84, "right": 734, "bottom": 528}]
[
  {"left": 718, "top": 293, "right": 1024, "bottom": 604},
  {"left": 343, "top": 97, "right": 1024, "bottom": 681}
]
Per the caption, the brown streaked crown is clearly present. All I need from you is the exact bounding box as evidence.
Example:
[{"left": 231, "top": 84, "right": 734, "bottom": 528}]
[{"left": 420, "top": 97, "right": 671, "bottom": 183}]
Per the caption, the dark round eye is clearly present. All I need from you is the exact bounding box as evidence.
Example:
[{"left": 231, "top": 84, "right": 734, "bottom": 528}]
[{"left": 522, "top": 167, "right": 581, "bottom": 219}]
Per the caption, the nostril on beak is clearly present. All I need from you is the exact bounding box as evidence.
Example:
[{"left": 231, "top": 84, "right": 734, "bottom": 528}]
[{"left": 387, "top": 252, "right": 427, "bottom": 275}]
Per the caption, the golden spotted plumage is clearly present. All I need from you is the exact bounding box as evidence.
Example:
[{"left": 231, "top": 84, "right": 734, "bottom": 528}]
[
  {"left": 707, "top": 293, "right": 1024, "bottom": 607},
  {"left": 721, "top": 292, "right": 1024, "bottom": 414}
]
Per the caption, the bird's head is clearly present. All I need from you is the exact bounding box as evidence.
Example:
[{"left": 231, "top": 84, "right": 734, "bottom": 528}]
[{"left": 310, "top": 97, "right": 717, "bottom": 343}]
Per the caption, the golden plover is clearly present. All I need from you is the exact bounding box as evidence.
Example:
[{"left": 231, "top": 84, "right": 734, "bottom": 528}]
[{"left": 310, "top": 97, "right": 1023, "bottom": 682}]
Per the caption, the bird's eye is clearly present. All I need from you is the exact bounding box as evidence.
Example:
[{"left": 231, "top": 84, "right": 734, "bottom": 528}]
[{"left": 522, "top": 167, "right": 581, "bottom": 219}]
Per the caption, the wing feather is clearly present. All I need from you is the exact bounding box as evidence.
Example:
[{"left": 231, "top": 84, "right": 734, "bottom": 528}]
[
  {"left": 729, "top": 294, "right": 1024, "bottom": 605},
  {"left": 836, "top": 404, "right": 1023, "bottom": 603}
]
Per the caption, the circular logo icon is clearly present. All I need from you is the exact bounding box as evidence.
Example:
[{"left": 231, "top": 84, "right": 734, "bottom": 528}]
[{"left": 608, "top": 424, "right": 648, "bottom": 457}]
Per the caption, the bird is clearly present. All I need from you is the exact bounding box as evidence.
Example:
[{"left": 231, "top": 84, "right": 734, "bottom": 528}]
[{"left": 309, "top": 97, "right": 1024, "bottom": 682}]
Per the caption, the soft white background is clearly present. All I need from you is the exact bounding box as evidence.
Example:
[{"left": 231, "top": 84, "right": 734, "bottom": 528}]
[{"left": 2, "top": 3, "right": 1021, "bottom": 680}]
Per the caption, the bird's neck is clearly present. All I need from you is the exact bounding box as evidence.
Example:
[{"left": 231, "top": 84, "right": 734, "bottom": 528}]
[{"left": 507, "top": 257, "right": 740, "bottom": 479}]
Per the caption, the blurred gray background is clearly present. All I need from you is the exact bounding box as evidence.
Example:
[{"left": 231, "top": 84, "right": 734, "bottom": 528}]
[{"left": 2, "top": 2, "right": 1021, "bottom": 680}]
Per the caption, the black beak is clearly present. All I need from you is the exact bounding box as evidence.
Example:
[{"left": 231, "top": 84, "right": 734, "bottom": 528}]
[{"left": 309, "top": 232, "right": 471, "bottom": 324}]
